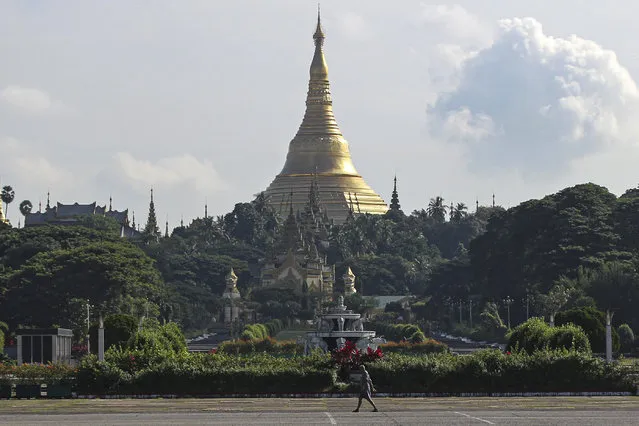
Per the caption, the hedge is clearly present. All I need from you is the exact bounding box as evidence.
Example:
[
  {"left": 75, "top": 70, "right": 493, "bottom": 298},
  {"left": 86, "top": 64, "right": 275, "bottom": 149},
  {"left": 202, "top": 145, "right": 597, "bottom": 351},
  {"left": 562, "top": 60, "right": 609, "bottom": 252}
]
[
  {"left": 217, "top": 338, "right": 304, "bottom": 355},
  {"left": 379, "top": 340, "right": 449, "bottom": 355},
  {"left": 70, "top": 349, "right": 634, "bottom": 395},
  {"left": 75, "top": 353, "right": 334, "bottom": 395},
  {"left": 371, "top": 322, "right": 426, "bottom": 343},
  {"left": 367, "top": 350, "right": 633, "bottom": 393}
]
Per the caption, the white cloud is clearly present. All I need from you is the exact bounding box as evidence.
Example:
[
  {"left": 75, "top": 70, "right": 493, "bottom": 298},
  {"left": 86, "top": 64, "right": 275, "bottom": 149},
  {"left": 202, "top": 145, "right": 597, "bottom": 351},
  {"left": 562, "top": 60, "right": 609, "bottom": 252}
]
[
  {"left": 428, "top": 17, "right": 639, "bottom": 179},
  {"left": 0, "top": 85, "right": 73, "bottom": 116},
  {"left": 113, "top": 152, "right": 225, "bottom": 194},
  {"left": 0, "top": 137, "right": 73, "bottom": 187},
  {"left": 1, "top": 86, "right": 52, "bottom": 113}
]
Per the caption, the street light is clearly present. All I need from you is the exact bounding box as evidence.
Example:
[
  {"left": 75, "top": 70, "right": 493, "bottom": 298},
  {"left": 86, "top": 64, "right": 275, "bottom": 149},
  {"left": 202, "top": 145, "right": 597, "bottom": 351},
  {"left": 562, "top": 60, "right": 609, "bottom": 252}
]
[
  {"left": 86, "top": 300, "right": 94, "bottom": 354},
  {"left": 503, "top": 296, "right": 514, "bottom": 329}
]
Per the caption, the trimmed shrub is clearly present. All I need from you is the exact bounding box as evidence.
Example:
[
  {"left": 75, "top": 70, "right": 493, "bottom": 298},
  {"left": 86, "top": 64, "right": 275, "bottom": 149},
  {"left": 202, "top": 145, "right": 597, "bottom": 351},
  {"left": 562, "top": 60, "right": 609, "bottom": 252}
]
[
  {"left": 367, "top": 350, "right": 632, "bottom": 393},
  {"left": 618, "top": 324, "right": 635, "bottom": 352},
  {"left": 90, "top": 314, "right": 138, "bottom": 353},
  {"left": 380, "top": 340, "right": 449, "bottom": 355},
  {"left": 555, "top": 307, "right": 620, "bottom": 353},
  {"left": 217, "top": 338, "right": 304, "bottom": 356},
  {"left": 371, "top": 322, "right": 426, "bottom": 343},
  {"left": 506, "top": 317, "right": 590, "bottom": 354},
  {"left": 74, "top": 350, "right": 634, "bottom": 395},
  {"left": 240, "top": 320, "right": 285, "bottom": 342}
]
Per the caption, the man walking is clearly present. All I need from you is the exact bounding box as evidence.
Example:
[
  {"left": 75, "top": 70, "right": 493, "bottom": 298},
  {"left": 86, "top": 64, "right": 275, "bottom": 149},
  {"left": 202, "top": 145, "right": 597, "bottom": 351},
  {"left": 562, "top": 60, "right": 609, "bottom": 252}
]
[{"left": 353, "top": 365, "right": 379, "bottom": 412}]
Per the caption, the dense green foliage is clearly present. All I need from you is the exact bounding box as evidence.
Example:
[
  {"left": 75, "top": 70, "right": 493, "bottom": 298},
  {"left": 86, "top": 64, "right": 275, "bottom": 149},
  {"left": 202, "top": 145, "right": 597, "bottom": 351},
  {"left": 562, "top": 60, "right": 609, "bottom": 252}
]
[
  {"left": 371, "top": 322, "right": 427, "bottom": 343},
  {"left": 3, "top": 182, "right": 639, "bottom": 341},
  {"left": 555, "top": 307, "right": 620, "bottom": 353},
  {"left": 618, "top": 324, "right": 635, "bottom": 352},
  {"left": 367, "top": 350, "right": 632, "bottom": 393},
  {"left": 0, "top": 226, "right": 169, "bottom": 334},
  {"left": 217, "top": 338, "right": 304, "bottom": 355},
  {"left": 240, "top": 319, "right": 284, "bottom": 341},
  {"left": 70, "top": 350, "right": 634, "bottom": 395},
  {"left": 506, "top": 318, "right": 591, "bottom": 354},
  {"left": 379, "top": 340, "right": 449, "bottom": 355},
  {"left": 89, "top": 314, "right": 138, "bottom": 353}
]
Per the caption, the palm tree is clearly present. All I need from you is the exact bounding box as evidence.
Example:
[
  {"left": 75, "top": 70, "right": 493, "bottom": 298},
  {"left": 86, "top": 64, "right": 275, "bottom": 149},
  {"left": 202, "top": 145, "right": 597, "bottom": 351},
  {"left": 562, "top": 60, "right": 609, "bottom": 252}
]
[
  {"left": 19, "top": 199, "right": 33, "bottom": 218},
  {"left": 451, "top": 202, "right": 468, "bottom": 222},
  {"left": 426, "top": 196, "right": 447, "bottom": 223},
  {"left": 1, "top": 186, "right": 15, "bottom": 219}
]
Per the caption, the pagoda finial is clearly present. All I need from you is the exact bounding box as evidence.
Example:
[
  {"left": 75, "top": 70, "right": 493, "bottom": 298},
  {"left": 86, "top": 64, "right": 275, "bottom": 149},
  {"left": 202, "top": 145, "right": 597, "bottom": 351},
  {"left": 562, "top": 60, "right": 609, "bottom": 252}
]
[
  {"left": 180, "top": 215, "right": 184, "bottom": 228},
  {"left": 165, "top": 216, "right": 169, "bottom": 238},
  {"left": 46, "top": 190, "right": 50, "bottom": 210},
  {"left": 132, "top": 211, "right": 136, "bottom": 229},
  {"left": 38, "top": 200, "right": 42, "bottom": 213},
  {"left": 492, "top": 193, "right": 495, "bottom": 208},
  {"left": 389, "top": 175, "right": 401, "bottom": 212},
  {"left": 143, "top": 188, "right": 160, "bottom": 237},
  {"left": 476, "top": 198, "right": 479, "bottom": 212},
  {"left": 314, "top": 4, "right": 325, "bottom": 43},
  {"left": 109, "top": 195, "right": 112, "bottom": 211},
  {"left": 205, "top": 198, "right": 208, "bottom": 218}
]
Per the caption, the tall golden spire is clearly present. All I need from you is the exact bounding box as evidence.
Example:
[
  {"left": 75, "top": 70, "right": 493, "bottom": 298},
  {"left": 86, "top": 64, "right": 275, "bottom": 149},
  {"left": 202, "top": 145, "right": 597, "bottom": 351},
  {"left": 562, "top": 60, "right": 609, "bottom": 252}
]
[{"left": 263, "top": 9, "right": 388, "bottom": 224}]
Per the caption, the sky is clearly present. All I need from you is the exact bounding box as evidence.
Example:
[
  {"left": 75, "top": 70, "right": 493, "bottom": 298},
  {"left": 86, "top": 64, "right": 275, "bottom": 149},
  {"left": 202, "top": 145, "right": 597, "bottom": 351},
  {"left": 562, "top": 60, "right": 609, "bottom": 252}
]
[{"left": 1, "top": 0, "right": 638, "bottom": 228}]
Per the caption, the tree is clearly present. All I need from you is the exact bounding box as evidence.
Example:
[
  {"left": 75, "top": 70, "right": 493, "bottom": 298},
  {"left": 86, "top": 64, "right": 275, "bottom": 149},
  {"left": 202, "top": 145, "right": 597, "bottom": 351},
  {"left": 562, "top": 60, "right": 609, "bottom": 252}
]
[
  {"left": 618, "top": 324, "right": 635, "bottom": 352},
  {"left": 426, "top": 196, "right": 447, "bottom": 223},
  {"left": 1, "top": 186, "right": 15, "bottom": 219},
  {"left": 538, "top": 283, "right": 573, "bottom": 326},
  {"left": 19, "top": 200, "right": 33, "bottom": 218},
  {"left": 450, "top": 203, "right": 468, "bottom": 222}
]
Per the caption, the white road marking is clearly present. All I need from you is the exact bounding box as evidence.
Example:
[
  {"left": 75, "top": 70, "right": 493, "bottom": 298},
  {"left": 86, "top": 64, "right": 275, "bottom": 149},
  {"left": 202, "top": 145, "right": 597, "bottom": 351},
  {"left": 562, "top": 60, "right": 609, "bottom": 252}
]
[
  {"left": 454, "top": 411, "right": 495, "bottom": 424},
  {"left": 325, "top": 412, "right": 337, "bottom": 425}
]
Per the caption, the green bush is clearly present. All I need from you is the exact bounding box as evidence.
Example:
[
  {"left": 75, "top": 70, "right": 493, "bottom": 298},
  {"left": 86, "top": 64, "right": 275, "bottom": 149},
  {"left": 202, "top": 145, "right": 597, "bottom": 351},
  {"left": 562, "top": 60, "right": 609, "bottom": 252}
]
[
  {"left": 218, "top": 338, "right": 304, "bottom": 356},
  {"left": 367, "top": 350, "right": 632, "bottom": 393},
  {"left": 74, "top": 350, "right": 634, "bottom": 395},
  {"left": 90, "top": 314, "right": 139, "bottom": 353},
  {"left": 371, "top": 322, "right": 426, "bottom": 343},
  {"left": 618, "top": 324, "right": 635, "bottom": 352},
  {"left": 506, "top": 318, "right": 591, "bottom": 354},
  {"left": 555, "top": 307, "right": 620, "bottom": 353},
  {"left": 379, "top": 340, "right": 449, "bottom": 355},
  {"left": 240, "top": 320, "right": 285, "bottom": 342},
  {"left": 78, "top": 352, "right": 335, "bottom": 395}
]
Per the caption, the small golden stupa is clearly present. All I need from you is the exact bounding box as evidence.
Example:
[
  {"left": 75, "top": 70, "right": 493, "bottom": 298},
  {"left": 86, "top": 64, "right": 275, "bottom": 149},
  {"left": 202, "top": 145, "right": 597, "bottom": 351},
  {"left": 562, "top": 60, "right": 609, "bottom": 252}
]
[{"left": 264, "top": 10, "right": 388, "bottom": 224}]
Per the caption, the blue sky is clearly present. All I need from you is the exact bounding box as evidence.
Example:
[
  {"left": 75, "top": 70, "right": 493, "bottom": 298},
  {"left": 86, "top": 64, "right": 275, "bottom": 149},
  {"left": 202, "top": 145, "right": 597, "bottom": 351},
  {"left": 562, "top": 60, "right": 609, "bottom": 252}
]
[{"left": 1, "top": 0, "right": 638, "bottom": 226}]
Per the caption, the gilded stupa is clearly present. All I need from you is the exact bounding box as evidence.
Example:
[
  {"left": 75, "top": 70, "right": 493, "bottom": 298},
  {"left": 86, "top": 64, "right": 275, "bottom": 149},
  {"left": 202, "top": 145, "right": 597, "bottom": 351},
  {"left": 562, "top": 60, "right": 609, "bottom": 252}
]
[{"left": 263, "top": 10, "right": 388, "bottom": 224}]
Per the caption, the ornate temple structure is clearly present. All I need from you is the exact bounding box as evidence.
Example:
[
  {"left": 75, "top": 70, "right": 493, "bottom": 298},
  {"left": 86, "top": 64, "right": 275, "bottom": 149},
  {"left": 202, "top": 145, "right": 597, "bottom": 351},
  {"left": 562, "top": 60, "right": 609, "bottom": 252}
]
[
  {"left": 24, "top": 195, "right": 138, "bottom": 237},
  {"left": 263, "top": 11, "right": 388, "bottom": 224},
  {"left": 260, "top": 180, "right": 335, "bottom": 299}
]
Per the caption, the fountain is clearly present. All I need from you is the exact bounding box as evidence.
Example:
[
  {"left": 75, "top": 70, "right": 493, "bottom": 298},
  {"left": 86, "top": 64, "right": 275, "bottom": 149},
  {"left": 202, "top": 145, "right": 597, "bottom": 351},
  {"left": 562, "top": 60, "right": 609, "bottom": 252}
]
[{"left": 305, "top": 296, "right": 384, "bottom": 353}]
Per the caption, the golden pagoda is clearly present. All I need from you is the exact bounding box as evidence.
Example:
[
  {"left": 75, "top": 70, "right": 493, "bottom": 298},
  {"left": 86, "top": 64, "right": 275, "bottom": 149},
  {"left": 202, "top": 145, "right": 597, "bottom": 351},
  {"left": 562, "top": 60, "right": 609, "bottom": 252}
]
[
  {"left": 263, "top": 10, "right": 388, "bottom": 224},
  {"left": 0, "top": 200, "right": 7, "bottom": 225}
]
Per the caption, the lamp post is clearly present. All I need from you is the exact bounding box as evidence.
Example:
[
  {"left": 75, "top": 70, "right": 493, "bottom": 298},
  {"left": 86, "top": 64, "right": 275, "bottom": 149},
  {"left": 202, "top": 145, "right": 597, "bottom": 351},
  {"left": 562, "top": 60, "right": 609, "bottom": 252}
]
[
  {"left": 468, "top": 298, "right": 473, "bottom": 328},
  {"left": 85, "top": 300, "right": 92, "bottom": 354},
  {"left": 503, "top": 296, "right": 513, "bottom": 329},
  {"left": 458, "top": 300, "right": 463, "bottom": 324}
]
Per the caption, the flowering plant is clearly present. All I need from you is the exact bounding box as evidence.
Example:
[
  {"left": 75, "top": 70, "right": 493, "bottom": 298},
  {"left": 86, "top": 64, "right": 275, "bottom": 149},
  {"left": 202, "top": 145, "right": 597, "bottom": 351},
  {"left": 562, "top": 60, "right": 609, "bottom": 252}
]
[{"left": 331, "top": 340, "right": 383, "bottom": 370}]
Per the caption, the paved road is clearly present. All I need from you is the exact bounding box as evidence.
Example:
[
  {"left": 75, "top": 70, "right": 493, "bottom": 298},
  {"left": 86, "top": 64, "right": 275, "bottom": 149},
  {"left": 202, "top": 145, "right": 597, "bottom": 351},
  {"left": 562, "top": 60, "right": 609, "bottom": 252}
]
[{"left": 0, "top": 397, "right": 637, "bottom": 425}]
